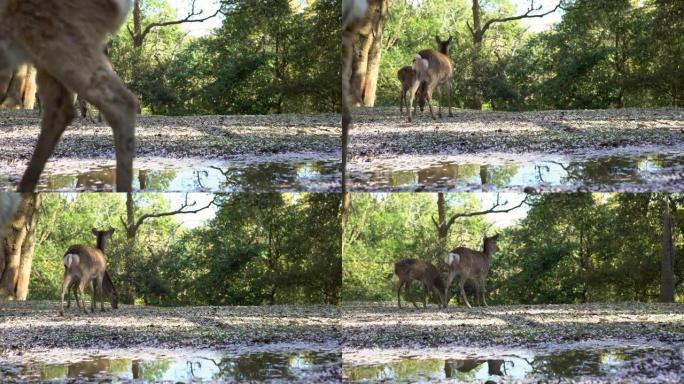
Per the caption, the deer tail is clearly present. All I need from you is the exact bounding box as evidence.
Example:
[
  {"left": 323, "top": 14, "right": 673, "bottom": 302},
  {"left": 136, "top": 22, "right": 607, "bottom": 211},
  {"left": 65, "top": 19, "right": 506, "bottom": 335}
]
[
  {"left": 63, "top": 253, "right": 80, "bottom": 269},
  {"left": 444, "top": 252, "right": 460, "bottom": 266}
]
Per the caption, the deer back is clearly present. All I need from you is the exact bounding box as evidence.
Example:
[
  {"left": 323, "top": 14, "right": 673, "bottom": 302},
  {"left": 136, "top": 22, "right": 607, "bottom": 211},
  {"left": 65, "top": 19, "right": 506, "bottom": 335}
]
[
  {"left": 450, "top": 247, "right": 490, "bottom": 277},
  {"left": 417, "top": 49, "right": 453, "bottom": 83},
  {"left": 65, "top": 244, "right": 107, "bottom": 274}
]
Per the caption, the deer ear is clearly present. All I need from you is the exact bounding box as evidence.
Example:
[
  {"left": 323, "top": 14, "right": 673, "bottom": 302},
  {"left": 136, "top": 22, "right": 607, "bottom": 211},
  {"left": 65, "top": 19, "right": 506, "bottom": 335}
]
[
  {"left": 447, "top": 36, "right": 453, "bottom": 43},
  {"left": 92, "top": 228, "right": 98, "bottom": 236},
  {"left": 435, "top": 35, "right": 441, "bottom": 43},
  {"left": 107, "top": 228, "right": 115, "bottom": 235}
]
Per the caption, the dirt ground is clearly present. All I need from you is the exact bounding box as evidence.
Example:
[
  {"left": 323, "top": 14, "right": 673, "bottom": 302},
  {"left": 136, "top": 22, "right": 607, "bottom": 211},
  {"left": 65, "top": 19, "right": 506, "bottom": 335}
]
[
  {"left": 349, "top": 107, "right": 684, "bottom": 159},
  {"left": 0, "top": 110, "right": 340, "bottom": 171},
  {"left": 341, "top": 302, "right": 684, "bottom": 383}
]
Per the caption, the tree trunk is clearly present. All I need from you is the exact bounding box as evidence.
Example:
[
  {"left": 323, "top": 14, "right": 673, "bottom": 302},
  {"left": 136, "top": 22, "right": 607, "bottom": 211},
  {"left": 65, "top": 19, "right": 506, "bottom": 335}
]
[
  {"left": 661, "top": 195, "right": 675, "bottom": 303},
  {"left": 0, "top": 64, "right": 38, "bottom": 110},
  {"left": 469, "top": 0, "right": 484, "bottom": 110},
  {"left": 436, "top": 193, "right": 448, "bottom": 242},
  {"left": 350, "top": 0, "right": 388, "bottom": 107},
  {"left": 0, "top": 194, "right": 41, "bottom": 300}
]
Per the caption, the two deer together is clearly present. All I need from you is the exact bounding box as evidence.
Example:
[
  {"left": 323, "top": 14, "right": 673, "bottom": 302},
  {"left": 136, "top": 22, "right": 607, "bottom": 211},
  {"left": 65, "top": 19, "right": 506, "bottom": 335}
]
[
  {"left": 398, "top": 36, "right": 454, "bottom": 122},
  {"left": 0, "top": 0, "right": 138, "bottom": 192},
  {"left": 60, "top": 228, "right": 118, "bottom": 316},
  {"left": 394, "top": 234, "right": 500, "bottom": 309}
]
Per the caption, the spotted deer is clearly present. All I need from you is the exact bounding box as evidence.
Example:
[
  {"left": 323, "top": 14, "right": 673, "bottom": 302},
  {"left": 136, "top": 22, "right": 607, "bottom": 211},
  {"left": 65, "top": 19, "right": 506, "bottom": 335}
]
[
  {"left": 395, "top": 258, "right": 447, "bottom": 309},
  {"left": 444, "top": 234, "right": 500, "bottom": 308},
  {"left": 408, "top": 36, "right": 454, "bottom": 122},
  {"left": 0, "top": 0, "right": 138, "bottom": 192}
]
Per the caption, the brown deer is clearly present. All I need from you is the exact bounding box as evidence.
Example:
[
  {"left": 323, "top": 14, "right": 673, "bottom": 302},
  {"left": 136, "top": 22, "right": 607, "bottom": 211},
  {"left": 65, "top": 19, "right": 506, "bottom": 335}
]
[
  {"left": 397, "top": 66, "right": 426, "bottom": 114},
  {"left": 407, "top": 36, "right": 454, "bottom": 122},
  {"left": 342, "top": 0, "right": 368, "bottom": 194},
  {"left": 0, "top": 0, "right": 138, "bottom": 192},
  {"left": 60, "top": 228, "right": 115, "bottom": 316},
  {"left": 395, "top": 258, "right": 447, "bottom": 309},
  {"left": 66, "top": 269, "right": 118, "bottom": 310},
  {"left": 444, "top": 234, "right": 500, "bottom": 308}
]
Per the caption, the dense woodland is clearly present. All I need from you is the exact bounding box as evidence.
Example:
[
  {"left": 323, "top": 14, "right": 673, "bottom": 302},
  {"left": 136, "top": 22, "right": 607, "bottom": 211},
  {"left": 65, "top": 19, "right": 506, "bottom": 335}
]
[
  {"left": 0, "top": 193, "right": 342, "bottom": 305},
  {"left": 353, "top": 0, "right": 683, "bottom": 110},
  {"left": 0, "top": 0, "right": 341, "bottom": 115},
  {"left": 343, "top": 193, "right": 683, "bottom": 304}
]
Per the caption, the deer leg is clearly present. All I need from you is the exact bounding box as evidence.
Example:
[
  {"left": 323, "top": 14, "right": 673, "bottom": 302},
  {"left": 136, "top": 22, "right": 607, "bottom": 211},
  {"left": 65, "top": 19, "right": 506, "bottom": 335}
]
[
  {"left": 407, "top": 80, "right": 421, "bottom": 122},
  {"left": 444, "top": 269, "right": 457, "bottom": 307},
  {"left": 459, "top": 278, "right": 472, "bottom": 308},
  {"left": 399, "top": 90, "right": 404, "bottom": 113},
  {"left": 436, "top": 86, "right": 443, "bottom": 118},
  {"left": 405, "top": 281, "right": 419, "bottom": 309},
  {"left": 97, "top": 274, "right": 105, "bottom": 312},
  {"left": 59, "top": 275, "right": 72, "bottom": 316},
  {"left": 426, "top": 85, "right": 436, "bottom": 120},
  {"left": 447, "top": 81, "right": 453, "bottom": 117},
  {"left": 480, "top": 277, "right": 488, "bottom": 307},
  {"left": 18, "top": 71, "right": 75, "bottom": 192},
  {"left": 33, "top": 47, "right": 138, "bottom": 192},
  {"left": 396, "top": 280, "right": 404, "bottom": 309},
  {"left": 422, "top": 283, "right": 428, "bottom": 308}
]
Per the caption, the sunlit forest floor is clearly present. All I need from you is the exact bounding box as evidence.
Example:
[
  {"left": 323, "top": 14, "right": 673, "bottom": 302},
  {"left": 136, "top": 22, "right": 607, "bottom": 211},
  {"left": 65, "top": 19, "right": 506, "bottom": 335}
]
[
  {"left": 342, "top": 302, "right": 684, "bottom": 383},
  {"left": 0, "top": 301, "right": 340, "bottom": 382},
  {"left": 348, "top": 107, "right": 684, "bottom": 192},
  {"left": 0, "top": 110, "right": 341, "bottom": 192}
]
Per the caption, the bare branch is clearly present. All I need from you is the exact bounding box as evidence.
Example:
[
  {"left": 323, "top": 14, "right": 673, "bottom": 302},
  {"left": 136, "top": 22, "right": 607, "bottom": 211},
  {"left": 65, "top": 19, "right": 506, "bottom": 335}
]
[
  {"left": 133, "top": 193, "right": 216, "bottom": 230},
  {"left": 138, "top": 1, "right": 221, "bottom": 44},
  {"left": 466, "top": 20, "right": 475, "bottom": 37},
  {"left": 445, "top": 193, "right": 529, "bottom": 228},
  {"left": 481, "top": 1, "right": 560, "bottom": 36}
]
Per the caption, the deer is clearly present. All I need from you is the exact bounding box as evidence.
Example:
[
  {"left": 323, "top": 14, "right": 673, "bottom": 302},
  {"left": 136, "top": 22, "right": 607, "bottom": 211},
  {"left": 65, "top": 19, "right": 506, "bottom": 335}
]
[
  {"left": 397, "top": 66, "right": 426, "bottom": 114},
  {"left": 66, "top": 269, "right": 118, "bottom": 310},
  {"left": 444, "top": 234, "right": 500, "bottom": 308},
  {"left": 60, "top": 228, "right": 115, "bottom": 316},
  {"left": 395, "top": 258, "right": 447, "bottom": 309},
  {"left": 0, "top": 0, "right": 138, "bottom": 193},
  {"left": 407, "top": 36, "right": 454, "bottom": 122},
  {"left": 342, "top": 0, "right": 368, "bottom": 194}
]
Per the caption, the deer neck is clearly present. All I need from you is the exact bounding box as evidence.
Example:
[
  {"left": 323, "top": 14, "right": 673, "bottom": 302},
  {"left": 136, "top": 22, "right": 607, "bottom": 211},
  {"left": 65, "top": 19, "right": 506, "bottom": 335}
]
[{"left": 96, "top": 234, "right": 107, "bottom": 253}]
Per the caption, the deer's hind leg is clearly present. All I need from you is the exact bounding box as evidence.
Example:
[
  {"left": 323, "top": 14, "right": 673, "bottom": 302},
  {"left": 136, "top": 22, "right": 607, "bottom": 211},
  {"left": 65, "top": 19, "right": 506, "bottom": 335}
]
[
  {"left": 459, "top": 278, "right": 472, "bottom": 308},
  {"left": 479, "top": 276, "right": 488, "bottom": 307},
  {"left": 396, "top": 279, "right": 405, "bottom": 308},
  {"left": 18, "top": 70, "right": 75, "bottom": 192},
  {"left": 59, "top": 274, "right": 73, "bottom": 316},
  {"left": 96, "top": 273, "right": 105, "bottom": 312},
  {"left": 78, "top": 279, "right": 89, "bottom": 314}
]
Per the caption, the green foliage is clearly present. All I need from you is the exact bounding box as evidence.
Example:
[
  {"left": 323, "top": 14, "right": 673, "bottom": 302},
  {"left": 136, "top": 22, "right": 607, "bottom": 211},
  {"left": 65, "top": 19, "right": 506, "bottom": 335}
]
[
  {"left": 342, "top": 193, "right": 488, "bottom": 301},
  {"left": 109, "top": 0, "right": 340, "bottom": 115},
  {"left": 375, "top": 0, "right": 683, "bottom": 110},
  {"left": 30, "top": 193, "right": 341, "bottom": 306}
]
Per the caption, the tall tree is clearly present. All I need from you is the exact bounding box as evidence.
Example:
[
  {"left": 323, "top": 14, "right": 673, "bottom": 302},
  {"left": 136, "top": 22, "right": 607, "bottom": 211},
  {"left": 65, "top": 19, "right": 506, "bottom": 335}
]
[
  {"left": 351, "top": 0, "right": 389, "bottom": 107},
  {"left": 660, "top": 194, "right": 675, "bottom": 302},
  {"left": 0, "top": 194, "right": 42, "bottom": 300}
]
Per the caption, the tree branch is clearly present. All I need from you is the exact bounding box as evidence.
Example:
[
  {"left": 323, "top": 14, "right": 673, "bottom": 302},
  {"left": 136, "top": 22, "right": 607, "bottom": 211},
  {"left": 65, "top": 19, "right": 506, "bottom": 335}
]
[
  {"left": 139, "top": 0, "right": 221, "bottom": 43},
  {"left": 481, "top": 1, "right": 560, "bottom": 36},
  {"left": 445, "top": 193, "right": 530, "bottom": 229},
  {"left": 133, "top": 194, "right": 217, "bottom": 231}
]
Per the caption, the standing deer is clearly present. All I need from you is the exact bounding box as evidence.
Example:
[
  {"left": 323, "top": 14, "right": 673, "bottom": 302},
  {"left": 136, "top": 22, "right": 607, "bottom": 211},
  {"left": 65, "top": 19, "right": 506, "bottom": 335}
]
[
  {"left": 444, "top": 234, "right": 500, "bottom": 308},
  {"left": 408, "top": 36, "right": 454, "bottom": 122},
  {"left": 395, "top": 258, "right": 447, "bottom": 309},
  {"left": 60, "top": 228, "right": 115, "bottom": 316},
  {"left": 342, "top": 0, "right": 368, "bottom": 194},
  {"left": 397, "top": 66, "right": 426, "bottom": 114},
  {"left": 0, "top": 0, "right": 138, "bottom": 192}
]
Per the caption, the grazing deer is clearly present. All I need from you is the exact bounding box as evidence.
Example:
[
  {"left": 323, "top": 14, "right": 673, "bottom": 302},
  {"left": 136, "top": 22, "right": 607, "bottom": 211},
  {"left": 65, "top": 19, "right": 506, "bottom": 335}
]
[
  {"left": 408, "top": 36, "right": 454, "bottom": 122},
  {"left": 342, "top": 0, "right": 368, "bottom": 194},
  {"left": 0, "top": 0, "right": 138, "bottom": 192},
  {"left": 395, "top": 258, "right": 447, "bottom": 309},
  {"left": 60, "top": 228, "right": 115, "bottom": 316},
  {"left": 444, "top": 234, "right": 500, "bottom": 308},
  {"left": 397, "top": 66, "right": 426, "bottom": 114}
]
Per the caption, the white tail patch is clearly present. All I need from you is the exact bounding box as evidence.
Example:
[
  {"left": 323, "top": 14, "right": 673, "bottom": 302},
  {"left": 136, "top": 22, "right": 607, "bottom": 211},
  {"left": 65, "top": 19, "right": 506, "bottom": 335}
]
[
  {"left": 112, "top": 0, "right": 134, "bottom": 26},
  {"left": 444, "top": 252, "right": 460, "bottom": 265},
  {"left": 63, "top": 253, "right": 80, "bottom": 269},
  {"left": 412, "top": 54, "right": 429, "bottom": 71}
]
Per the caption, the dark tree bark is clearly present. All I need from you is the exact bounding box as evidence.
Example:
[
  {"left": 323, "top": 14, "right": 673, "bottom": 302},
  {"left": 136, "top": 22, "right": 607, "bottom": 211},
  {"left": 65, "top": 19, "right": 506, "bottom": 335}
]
[
  {"left": 0, "top": 193, "right": 42, "bottom": 300},
  {"left": 661, "top": 194, "right": 675, "bottom": 303}
]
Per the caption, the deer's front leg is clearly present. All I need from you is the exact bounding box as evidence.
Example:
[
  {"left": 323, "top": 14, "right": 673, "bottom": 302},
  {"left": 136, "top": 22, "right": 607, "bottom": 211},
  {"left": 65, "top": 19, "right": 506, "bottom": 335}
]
[{"left": 18, "top": 71, "right": 75, "bottom": 192}]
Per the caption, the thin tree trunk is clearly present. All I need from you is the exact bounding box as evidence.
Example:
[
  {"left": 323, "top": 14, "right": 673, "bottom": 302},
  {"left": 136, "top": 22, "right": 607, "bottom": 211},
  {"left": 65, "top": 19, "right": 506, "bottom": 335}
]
[
  {"left": 350, "top": 0, "right": 388, "bottom": 107},
  {"left": 661, "top": 195, "right": 675, "bottom": 302}
]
